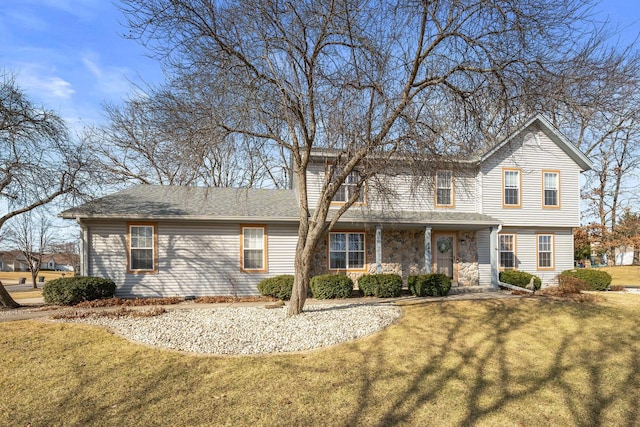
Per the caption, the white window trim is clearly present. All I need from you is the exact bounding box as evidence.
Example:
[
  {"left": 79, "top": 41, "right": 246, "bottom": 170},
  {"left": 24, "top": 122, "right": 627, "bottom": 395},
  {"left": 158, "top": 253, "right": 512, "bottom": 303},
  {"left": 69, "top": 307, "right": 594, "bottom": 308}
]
[
  {"left": 435, "top": 170, "right": 454, "bottom": 207},
  {"left": 240, "top": 225, "right": 268, "bottom": 273},
  {"left": 542, "top": 170, "right": 561, "bottom": 208},
  {"left": 330, "top": 169, "right": 365, "bottom": 204},
  {"left": 498, "top": 233, "right": 516, "bottom": 270},
  {"left": 502, "top": 168, "right": 521, "bottom": 208},
  {"left": 328, "top": 231, "right": 366, "bottom": 271},
  {"left": 537, "top": 234, "right": 555, "bottom": 270},
  {"left": 127, "top": 223, "right": 157, "bottom": 273}
]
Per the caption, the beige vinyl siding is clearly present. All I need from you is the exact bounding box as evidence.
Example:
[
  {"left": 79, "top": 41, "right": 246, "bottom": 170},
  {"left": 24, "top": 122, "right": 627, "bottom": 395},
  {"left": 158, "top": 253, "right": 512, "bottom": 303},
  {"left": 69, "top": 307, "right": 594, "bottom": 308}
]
[
  {"left": 86, "top": 220, "right": 297, "bottom": 298},
  {"left": 481, "top": 126, "right": 582, "bottom": 227},
  {"left": 307, "top": 163, "right": 478, "bottom": 213},
  {"left": 499, "top": 227, "right": 574, "bottom": 286}
]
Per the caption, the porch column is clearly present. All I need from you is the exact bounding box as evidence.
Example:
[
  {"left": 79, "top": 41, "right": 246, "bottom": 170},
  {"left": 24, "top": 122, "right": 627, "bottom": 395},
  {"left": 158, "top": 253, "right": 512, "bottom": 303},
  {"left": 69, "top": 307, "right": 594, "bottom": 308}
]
[
  {"left": 376, "top": 225, "right": 382, "bottom": 274},
  {"left": 490, "top": 226, "right": 499, "bottom": 287},
  {"left": 425, "top": 226, "right": 432, "bottom": 273}
]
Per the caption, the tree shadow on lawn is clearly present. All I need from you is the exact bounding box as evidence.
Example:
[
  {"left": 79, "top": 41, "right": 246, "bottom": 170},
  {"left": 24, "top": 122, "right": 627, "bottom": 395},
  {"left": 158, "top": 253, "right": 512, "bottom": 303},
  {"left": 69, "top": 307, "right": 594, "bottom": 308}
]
[
  {"left": 7, "top": 297, "right": 639, "bottom": 426},
  {"left": 339, "top": 298, "right": 640, "bottom": 427}
]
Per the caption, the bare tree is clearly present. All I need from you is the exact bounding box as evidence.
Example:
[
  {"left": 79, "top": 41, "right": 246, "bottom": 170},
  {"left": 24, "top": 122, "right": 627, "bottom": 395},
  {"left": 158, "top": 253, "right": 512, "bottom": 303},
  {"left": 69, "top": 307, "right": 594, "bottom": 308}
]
[
  {"left": 119, "top": 0, "right": 621, "bottom": 314},
  {"left": 91, "top": 84, "right": 288, "bottom": 189},
  {"left": 4, "top": 212, "right": 55, "bottom": 289},
  {"left": 0, "top": 72, "right": 89, "bottom": 307}
]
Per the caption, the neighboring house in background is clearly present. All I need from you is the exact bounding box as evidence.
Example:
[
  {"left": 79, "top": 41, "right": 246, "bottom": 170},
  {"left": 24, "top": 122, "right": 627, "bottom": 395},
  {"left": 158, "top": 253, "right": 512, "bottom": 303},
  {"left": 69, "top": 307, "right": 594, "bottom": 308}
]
[
  {"left": 0, "top": 251, "right": 30, "bottom": 272},
  {"left": 40, "top": 254, "right": 78, "bottom": 272},
  {"left": 60, "top": 115, "right": 593, "bottom": 298}
]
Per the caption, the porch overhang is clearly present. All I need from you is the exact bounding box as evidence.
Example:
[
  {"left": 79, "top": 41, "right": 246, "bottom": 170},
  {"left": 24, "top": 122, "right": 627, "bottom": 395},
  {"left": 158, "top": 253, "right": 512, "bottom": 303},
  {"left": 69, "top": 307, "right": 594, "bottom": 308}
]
[{"left": 331, "top": 208, "right": 501, "bottom": 230}]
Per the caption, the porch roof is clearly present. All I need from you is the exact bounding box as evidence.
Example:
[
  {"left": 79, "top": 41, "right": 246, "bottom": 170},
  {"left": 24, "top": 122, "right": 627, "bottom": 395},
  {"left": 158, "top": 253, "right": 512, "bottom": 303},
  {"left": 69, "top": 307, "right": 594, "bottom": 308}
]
[{"left": 334, "top": 208, "right": 501, "bottom": 229}]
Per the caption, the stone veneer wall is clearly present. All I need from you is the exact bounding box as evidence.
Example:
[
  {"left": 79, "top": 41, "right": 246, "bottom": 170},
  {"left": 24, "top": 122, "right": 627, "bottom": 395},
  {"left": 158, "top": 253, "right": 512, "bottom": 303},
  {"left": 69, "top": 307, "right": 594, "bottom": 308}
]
[
  {"left": 310, "top": 228, "right": 480, "bottom": 287},
  {"left": 456, "top": 230, "right": 479, "bottom": 286}
]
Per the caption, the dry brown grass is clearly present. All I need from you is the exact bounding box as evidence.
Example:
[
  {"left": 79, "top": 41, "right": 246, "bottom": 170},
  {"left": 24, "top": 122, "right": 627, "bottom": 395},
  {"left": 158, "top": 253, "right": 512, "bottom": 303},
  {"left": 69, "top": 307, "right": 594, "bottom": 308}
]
[
  {"left": 1, "top": 294, "right": 639, "bottom": 426},
  {"left": 9, "top": 289, "right": 43, "bottom": 300},
  {"left": 600, "top": 266, "right": 640, "bottom": 287},
  {"left": 0, "top": 271, "right": 74, "bottom": 284}
]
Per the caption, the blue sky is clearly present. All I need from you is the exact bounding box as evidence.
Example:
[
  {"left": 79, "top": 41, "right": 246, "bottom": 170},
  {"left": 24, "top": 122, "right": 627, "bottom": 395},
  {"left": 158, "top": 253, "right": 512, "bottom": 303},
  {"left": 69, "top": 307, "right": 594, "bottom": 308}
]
[{"left": 1, "top": 0, "right": 639, "bottom": 133}]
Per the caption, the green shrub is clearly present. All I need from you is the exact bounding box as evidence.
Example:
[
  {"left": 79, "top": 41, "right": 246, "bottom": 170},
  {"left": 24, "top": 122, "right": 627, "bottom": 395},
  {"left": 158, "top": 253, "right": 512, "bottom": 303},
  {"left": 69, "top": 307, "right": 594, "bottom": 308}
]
[
  {"left": 43, "top": 276, "right": 116, "bottom": 305},
  {"left": 499, "top": 270, "right": 542, "bottom": 290},
  {"left": 560, "top": 269, "right": 612, "bottom": 291},
  {"left": 407, "top": 274, "right": 451, "bottom": 297},
  {"left": 310, "top": 274, "right": 354, "bottom": 299},
  {"left": 358, "top": 274, "right": 402, "bottom": 298},
  {"left": 257, "top": 275, "right": 294, "bottom": 300}
]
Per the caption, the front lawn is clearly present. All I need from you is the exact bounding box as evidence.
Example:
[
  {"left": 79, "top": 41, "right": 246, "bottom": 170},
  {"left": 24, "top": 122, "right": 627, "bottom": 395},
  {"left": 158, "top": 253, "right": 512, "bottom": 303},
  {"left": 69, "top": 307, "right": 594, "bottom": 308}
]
[
  {"left": 1, "top": 294, "right": 639, "bottom": 426},
  {"left": 600, "top": 265, "right": 640, "bottom": 287}
]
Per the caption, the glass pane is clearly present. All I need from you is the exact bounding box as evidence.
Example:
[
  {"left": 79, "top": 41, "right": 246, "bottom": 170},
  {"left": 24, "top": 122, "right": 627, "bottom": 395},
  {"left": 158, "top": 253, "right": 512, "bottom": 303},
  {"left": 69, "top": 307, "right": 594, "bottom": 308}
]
[
  {"left": 330, "top": 252, "right": 346, "bottom": 269},
  {"left": 131, "top": 249, "right": 153, "bottom": 270},
  {"left": 348, "top": 233, "right": 364, "bottom": 251},
  {"left": 544, "top": 173, "right": 558, "bottom": 190},
  {"left": 333, "top": 185, "right": 346, "bottom": 202},
  {"left": 499, "top": 235, "right": 513, "bottom": 251},
  {"left": 437, "top": 189, "right": 451, "bottom": 205},
  {"left": 505, "top": 171, "right": 518, "bottom": 188},
  {"left": 330, "top": 234, "right": 346, "bottom": 251},
  {"left": 539, "top": 235, "right": 551, "bottom": 251},
  {"left": 244, "top": 249, "right": 263, "bottom": 269},
  {"left": 504, "top": 188, "right": 519, "bottom": 205},
  {"left": 437, "top": 171, "right": 451, "bottom": 188},
  {"left": 349, "top": 251, "right": 364, "bottom": 269},
  {"left": 539, "top": 253, "right": 551, "bottom": 268},
  {"left": 500, "top": 252, "right": 514, "bottom": 268},
  {"left": 244, "top": 228, "right": 263, "bottom": 250},
  {"left": 545, "top": 189, "right": 558, "bottom": 206}
]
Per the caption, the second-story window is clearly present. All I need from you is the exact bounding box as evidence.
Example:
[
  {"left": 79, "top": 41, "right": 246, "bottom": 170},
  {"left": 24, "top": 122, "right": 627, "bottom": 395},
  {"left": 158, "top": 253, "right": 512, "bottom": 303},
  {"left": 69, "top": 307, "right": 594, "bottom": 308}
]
[
  {"left": 435, "top": 170, "right": 454, "bottom": 207},
  {"left": 332, "top": 170, "right": 364, "bottom": 203},
  {"left": 503, "top": 168, "right": 521, "bottom": 207},
  {"left": 543, "top": 171, "right": 560, "bottom": 207}
]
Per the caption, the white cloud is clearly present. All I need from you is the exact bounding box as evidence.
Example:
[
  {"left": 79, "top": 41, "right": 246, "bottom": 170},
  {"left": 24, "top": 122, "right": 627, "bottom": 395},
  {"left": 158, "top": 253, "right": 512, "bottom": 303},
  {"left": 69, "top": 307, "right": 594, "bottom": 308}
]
[
  {"left": 81, "top": 52, "right": 133, "bottom": 98},
  {"left": 17, "top": 68, "right": 75, "bottom": 100}
]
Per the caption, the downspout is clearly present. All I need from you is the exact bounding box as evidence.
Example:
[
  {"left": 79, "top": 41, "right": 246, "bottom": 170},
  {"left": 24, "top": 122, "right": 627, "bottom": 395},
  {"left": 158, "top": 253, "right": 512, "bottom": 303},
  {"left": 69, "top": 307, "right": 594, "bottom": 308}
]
[{"left": 77, "top": 217, "right": 89, "bottom": 277}]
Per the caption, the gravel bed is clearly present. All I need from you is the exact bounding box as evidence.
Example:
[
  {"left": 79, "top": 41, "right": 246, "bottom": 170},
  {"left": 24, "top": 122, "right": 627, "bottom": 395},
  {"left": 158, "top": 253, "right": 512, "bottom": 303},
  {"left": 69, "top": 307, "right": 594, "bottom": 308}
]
[{"left": 56, "top": 304, "right": 402, "bottom": 355}]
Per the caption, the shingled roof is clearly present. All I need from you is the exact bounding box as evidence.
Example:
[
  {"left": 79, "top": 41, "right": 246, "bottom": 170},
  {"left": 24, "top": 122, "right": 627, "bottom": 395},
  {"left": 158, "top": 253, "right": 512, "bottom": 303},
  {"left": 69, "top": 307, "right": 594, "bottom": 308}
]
[
  {"left": 60, "top": 185, "right": 301, "bottom": 221},
  {"left": 60, "top": 184, "right": 500, "bottom": 227}
]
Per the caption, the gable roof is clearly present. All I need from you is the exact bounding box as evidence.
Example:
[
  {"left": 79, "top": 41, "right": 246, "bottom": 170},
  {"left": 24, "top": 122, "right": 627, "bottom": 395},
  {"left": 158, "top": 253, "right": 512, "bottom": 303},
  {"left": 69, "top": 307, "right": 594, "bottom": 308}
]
[
  {"left": 479, "top": 114, "right": 593, "bottom": 171},
  {"left": 60, "top": 185, "right": 301, "bottom": 221}
]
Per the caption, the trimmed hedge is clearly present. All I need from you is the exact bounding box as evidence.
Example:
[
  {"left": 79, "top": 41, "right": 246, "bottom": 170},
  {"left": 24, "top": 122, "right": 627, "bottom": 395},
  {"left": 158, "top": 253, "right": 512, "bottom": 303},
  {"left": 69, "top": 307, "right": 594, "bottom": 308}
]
[
  {"left": 560, "top": 269, "right": 612, "bottom": 291},
  {"left": 257, "top": 275, "right": 294, "bottom": 300},
  {"left": 407, "top": 274, "right": 451, "bottom": 297},
  {"left": 499, "top": 270, "right": 542, "bottom": 290},
  {"left": 358, "top": 274, "right": 403, "bottom": 298},
  {"left": 310, "top": 274, "right": 354, "bottom": 299},
  {"left": 43, "top": 276, "right": 116, "bottom": 305}
]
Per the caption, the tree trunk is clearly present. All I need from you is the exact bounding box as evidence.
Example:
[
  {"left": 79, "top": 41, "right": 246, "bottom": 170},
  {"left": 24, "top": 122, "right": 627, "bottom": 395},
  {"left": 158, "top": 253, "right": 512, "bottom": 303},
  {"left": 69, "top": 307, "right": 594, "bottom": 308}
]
[
  {"left": 288, "top": 248, "right": 312, "bottom": 316},
  {"left": 0, "top": 281, "right": 21, "bottom": 309}
]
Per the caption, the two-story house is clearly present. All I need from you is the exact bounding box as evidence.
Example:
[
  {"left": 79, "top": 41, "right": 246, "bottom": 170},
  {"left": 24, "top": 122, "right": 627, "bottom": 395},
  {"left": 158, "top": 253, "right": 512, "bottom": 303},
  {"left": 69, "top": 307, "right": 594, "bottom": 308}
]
[{"left": 60, "top": 115, "right": 592, "bottom": 297}]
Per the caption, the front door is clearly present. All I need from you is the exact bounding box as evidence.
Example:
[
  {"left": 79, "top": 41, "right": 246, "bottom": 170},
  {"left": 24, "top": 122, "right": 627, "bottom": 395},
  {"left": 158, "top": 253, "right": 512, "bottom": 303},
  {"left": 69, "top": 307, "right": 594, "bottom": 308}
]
[{"left": 433, "top": 233, "right": 456, "bottom": 279}]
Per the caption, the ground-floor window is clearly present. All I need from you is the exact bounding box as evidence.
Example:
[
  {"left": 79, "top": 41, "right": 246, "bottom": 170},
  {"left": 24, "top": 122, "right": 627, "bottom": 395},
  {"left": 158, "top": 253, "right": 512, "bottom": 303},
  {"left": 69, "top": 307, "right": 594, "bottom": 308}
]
[
  {"left": 128, "top": 223, "right": 157, "bottom": 273},
  {"left": 537, "top": 234, "right": 554, "bottom": 269},
  {"left": 499, "top": 234, "right": 516, "bottom": 269},
  {"left": 241, "top": 225, "right": 267, "bottom": 272},
  {"left": 329, "top": 232, "right": 365, "bottom": 270}
]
